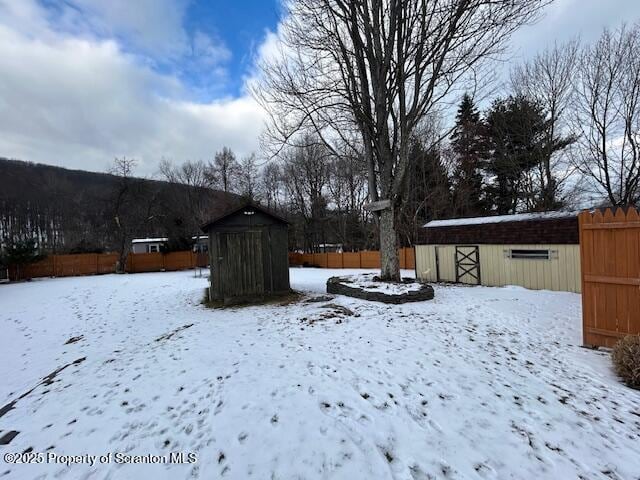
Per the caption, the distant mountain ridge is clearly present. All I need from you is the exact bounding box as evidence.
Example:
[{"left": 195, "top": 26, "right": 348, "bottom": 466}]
[{"left": 0, "top": 158, "right": 240, "bottom": 253}]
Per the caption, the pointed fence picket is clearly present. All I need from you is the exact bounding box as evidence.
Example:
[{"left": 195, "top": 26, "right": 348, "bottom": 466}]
[{"left": 579, "top": 207, "right": 640, "bottom": 347}]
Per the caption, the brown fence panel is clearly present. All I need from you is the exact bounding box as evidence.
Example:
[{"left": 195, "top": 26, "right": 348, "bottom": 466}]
[
  {"left": 53, "top": 254, "right": 97, "bottom": 277},
  {"left": 343, "top": 252, "right": 362, "bottom": 268},
  {"left": 97, "top": 253, "right": 118, "bottom": 274},
  {"left": 289, "top": 252, "right": 304, "bottom": 266},
  {"left": 360, "top": 251, "right": 381, "bottom": 268},
  {"left": 312, "top": 253, "right": 329, "bottom": 268},
  {"left": 11, "top": 257, "right": 54, "bottom": 280},
  {"left": 164, "top": 251, "right": 195, "bottom": 271},
  {"left": 580, "top": 208, "right": 640, "bottom": 348},
  {"left": 399, "top": 248, "right": 407, "bottom": 269},
  {"left": 327, "top": 252, "right": 344, "bottom": 268},
  {"left": 195, "top": 252, "right": 209, "bottom": 268},
  {"left": 28, "top": 257, "right": 55, "bottom": 278},
  {"left": 403, "top": 247, "right": 416, "bottom": 270},
  {"left": 128, "top": 252, "right": 164, "bottom": 273}
]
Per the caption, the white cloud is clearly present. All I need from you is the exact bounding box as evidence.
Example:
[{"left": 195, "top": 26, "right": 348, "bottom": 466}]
[
  {"left": 192, "top": 30, "right": 232, "bottom": 66},
  {"left": 0, "top": 0, "right": 264, "bottom": 175},
  {"left": 46, "top": 0, "right": 190, "bottom": 59},
  {"left": 7, "top": 0, "right": 634, "bottom": 178},
  {"left": 47, "top": 0, "right": 235, "bottom": 81},
  {"left": 509, "top": 0, "right": 640, "bottom": 62}
]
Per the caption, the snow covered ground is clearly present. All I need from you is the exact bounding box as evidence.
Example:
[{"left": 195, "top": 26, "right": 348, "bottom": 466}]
[
  {"left": 338, "top": 273, "right": 424, "bottom": 294},
  {"left": 1, "top": 268, "right": 639, "bottom": 479}
]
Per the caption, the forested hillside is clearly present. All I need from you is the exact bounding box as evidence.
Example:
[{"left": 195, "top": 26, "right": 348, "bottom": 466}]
[{"left": 0, "top": 158, "right": 240, "bottom": 253}]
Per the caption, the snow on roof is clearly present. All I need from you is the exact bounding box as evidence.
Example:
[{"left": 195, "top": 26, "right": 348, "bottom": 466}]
[
  {"left": 423, "top": 211, "right": 580, "bottom": 228},
  {"left": 131, "top": 237, "right": 168, "bottom": 244}
]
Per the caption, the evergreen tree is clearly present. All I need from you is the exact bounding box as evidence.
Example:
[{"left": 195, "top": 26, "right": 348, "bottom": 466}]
[
  {"left": 484, "top": 96, "right": 551, "bottom": 214},
  {"left": 3, "top": 239, "right": 44, "bottom": 280},
  {"left": 450, "top": 94, "right": 488, "bottom": 217},
  {"left": 486, "top": 95, "right": 575, "bottom": 214}
]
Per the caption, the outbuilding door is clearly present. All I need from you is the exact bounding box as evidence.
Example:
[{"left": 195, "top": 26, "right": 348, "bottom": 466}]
[
  {"left": 455, "top": 245, "right": 481, "bottom": 285},
  {"left": 218, "top": 231, "right": 264, "bottom": 299}
]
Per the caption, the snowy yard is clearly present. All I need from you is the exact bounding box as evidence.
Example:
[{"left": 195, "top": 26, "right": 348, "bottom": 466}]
[{"left": 1, "top": 269, "right": 639, "bottom": 480}]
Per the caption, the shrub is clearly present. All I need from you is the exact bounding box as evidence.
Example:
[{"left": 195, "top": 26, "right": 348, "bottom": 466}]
[
  {"left": 612, "top": 335, "right": 640, "bottom": 389},
  {"left": 3, "top": 239, "right": 45, "bottom": 280}
]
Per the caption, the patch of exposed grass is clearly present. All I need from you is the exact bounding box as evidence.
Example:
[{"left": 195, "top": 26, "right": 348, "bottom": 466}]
[{"left": 201, "top": 289, "right": 304, "bottom": 309}]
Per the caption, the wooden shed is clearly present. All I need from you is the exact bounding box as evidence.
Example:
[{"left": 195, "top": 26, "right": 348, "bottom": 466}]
[
  {"left": 201, "top": 202, "right": 290, "bottom": 304},
  {"left": 415, "top": 211, "right": 582, "bottom": 292}
]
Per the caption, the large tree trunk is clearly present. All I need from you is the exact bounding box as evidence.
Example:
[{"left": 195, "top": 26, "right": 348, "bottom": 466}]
[
  {"left": 116, "top": 252, "right": 128, "bottom": 274},
  {"left": 116, "top": 234, "right": 129, "bottom": 274},
  {"left": 379, "top": 207, "right": 400, "bottom": 281}
]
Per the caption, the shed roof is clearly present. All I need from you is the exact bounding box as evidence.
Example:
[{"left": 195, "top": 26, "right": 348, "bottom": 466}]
[
  {"left": 201, "top": 201, "right": 289, "bottom": 231},
  {"left": 131, "top": 237, "right": 168, "bottom": 244},
  {"left": 424, "top": 210, "right": 579, "bottom": 228}
]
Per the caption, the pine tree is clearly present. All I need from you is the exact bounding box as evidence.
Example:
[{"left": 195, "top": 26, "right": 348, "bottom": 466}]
[
  {"left": 450, "top": 94, "right": 488, "bottom": 217},
  {"left": 3, "top": 239, "right": 44, "bottom": 280},
  {"left": 484, "top": 95, "right": 550, "bottom": 214}
]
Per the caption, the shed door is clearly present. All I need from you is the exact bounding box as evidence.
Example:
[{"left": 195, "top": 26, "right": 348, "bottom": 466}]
[
  {"left": 218, "top": 231, "right": 264, "bottom": 298},
  {"left": 455, "top": 245, "right": 481, "bottom": 285}
]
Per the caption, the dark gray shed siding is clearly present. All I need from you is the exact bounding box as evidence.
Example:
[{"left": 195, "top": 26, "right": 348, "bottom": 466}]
[{"left": 203, "top": 203, "right": 290, "bottom": 304}]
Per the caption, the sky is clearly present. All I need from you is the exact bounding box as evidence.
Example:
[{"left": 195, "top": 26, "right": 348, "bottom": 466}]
[{"left": 0, "top": 0, "right": 639, "bottom": 176}]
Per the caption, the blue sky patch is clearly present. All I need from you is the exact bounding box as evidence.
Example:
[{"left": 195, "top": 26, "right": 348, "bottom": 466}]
[{"left": 40, "top": 0, "right": 282, "bottom": 101}]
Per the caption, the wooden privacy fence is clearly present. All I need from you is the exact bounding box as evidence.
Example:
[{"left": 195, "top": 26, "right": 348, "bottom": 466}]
[
  {"left": 127, "top": 251, "right": 208, "bottom": 273},
  {"left": 579, "top": 208, "right": 640, "bottom": 347},
  {"left": 9, "top": 253, "right": 119, "bottom": 280},
  {"left": 289, "top": 247, "right": 415, "bottom": 270},
  {"left": 8, "top": 251, "right": 208, "bottom": 281}
]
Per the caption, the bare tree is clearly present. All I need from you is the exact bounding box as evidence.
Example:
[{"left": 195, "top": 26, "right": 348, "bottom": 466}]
[
  {"left": 159, "top": 159, "right": 214, "bottom": 247},
  {"left": 511, "top": 39, "right": 579, "bottom": 209},
  {"left": 261, "top": 162, "right": 284, "bottom": 210},
  {"left": 237, "top": 153, "right": 261, "bottom": 200},
  {"left": 325, "top": 144, "right": 369, "bottom": 250},
  {"left": 209, "top": 147, "right": 240, "bottom": 193},
  {"left": 109, "top": 157, "right": 148, "bottom": 273},
  {"left": 280, "top": 137, "right": 330, "bottom": 252},
  {"left": 572, "top": 23, "right": 640, "bottom": 206},
  {"left": 255, "top": 0, "right": 549, "bottom": 279}
]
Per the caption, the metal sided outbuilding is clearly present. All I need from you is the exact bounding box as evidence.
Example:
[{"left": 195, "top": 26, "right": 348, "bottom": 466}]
[
  {"left": 415, "top": 211, "right": 581, "bottom": 293},
  {"left": 201, "top": 201, "right": 290, "bottom": 304}
]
